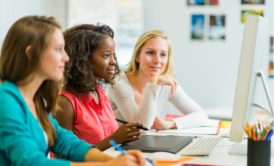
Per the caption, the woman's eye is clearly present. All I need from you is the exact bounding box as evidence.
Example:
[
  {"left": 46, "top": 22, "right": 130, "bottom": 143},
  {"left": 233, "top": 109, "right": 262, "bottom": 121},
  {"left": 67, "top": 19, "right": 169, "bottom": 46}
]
[
  {"left": 55, "top": 47, "right": 62, "bottom": 52},
  {"left": 161, "top": 53, "right": 167, "bottom": 57},
  {"left": 146, "top": 51, "right": 153, "bottom": 55},
  {"left": 103, "top": 54, "right": 109, "bottom": 59}
]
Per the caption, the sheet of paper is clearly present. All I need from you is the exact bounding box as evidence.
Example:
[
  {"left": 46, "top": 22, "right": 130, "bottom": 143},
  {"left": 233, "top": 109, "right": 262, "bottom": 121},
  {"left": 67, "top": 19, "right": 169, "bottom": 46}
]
[{"left": 157, "top": 119, "right": 221, "bottom": 135}]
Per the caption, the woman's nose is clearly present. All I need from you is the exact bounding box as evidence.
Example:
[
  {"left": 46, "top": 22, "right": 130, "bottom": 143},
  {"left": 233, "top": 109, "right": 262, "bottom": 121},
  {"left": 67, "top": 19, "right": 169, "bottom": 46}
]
[
  {"left": 63, "top": 51, "right": 69, "bottom": 63},
  {"left": 153, "top": 53, "right": 161, "bottom": 63},
  {"left": 110, "top": 55, "right": 116, "bottom": 65}
]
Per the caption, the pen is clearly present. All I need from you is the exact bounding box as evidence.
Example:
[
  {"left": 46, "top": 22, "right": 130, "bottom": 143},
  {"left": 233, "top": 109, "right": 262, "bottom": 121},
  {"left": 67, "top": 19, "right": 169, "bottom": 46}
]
[
  {"left": 109, "top": 140, "right": 126, "bottom": 155},
  {"left": 116, "top": 119, "right": 149, "bottom": 130},
  {"left": 109, "top": 140, "right": 155, "bottom": 166}
]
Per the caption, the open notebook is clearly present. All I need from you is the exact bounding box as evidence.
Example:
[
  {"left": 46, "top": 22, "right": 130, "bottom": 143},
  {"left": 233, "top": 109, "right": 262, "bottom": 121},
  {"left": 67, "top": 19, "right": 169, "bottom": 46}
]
[{"left": 121, "top": 135, "right": 193, "bottom": 153}]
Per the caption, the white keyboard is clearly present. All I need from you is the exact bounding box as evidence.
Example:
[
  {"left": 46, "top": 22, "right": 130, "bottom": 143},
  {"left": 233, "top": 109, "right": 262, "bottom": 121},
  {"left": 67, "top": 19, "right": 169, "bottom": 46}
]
[{"left": 180, "top": 136, "right": 221, "bottom": 156}]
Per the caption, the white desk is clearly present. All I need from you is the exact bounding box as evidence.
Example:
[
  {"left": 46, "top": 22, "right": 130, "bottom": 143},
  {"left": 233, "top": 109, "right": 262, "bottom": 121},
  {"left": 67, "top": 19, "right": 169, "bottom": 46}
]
[{"left": 104, "top": 136, "right": 274, "bottom": 166}]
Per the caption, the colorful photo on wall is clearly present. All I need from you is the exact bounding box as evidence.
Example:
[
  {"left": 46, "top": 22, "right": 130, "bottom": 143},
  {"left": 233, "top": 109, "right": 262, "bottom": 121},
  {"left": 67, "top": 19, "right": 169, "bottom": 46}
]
[
  {"left": 208, "top": 0, "right": 219, "bottom": 5},
  {"left": 187, "top": 0, "right": 218, "bottom": 6},
  {"left": 187, "top": 0, "right": 205, "bottom": 6},
  {"left": 241, "top": 0, "right": 265, "bottom": 5},
  {"left": 269, "top": 36, "right": 274, "bottom": 78},
  {"left": 269, "top": 60, "right": 274, "bottom": 78},
  {"left": 241, "top": 9, "right": 264, "bottom": 23},
  {"left": 191, "top": 14, "right": 205, "bottom": 40},
  {"left": 208, "top": 15, "right": 226, "bottom": 40}
]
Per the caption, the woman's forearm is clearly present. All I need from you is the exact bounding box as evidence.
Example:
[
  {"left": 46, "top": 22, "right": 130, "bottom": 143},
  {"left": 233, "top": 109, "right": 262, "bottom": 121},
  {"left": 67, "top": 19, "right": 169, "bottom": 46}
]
[
  {"left": 94, "top": 137, "right": 113, "bottom": 151},
  {"left": 84, "top": 148, "right": 113, "bottom": 162}
]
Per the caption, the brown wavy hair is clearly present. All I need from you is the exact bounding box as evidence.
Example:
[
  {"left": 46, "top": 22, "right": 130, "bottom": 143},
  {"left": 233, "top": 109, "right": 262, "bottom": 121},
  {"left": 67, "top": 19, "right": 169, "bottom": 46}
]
[
  {"left": 0, "top": 15, "right": 61, "bottom": 147},
  {"left": 63, "top": 24, "right": 120, "bottom": 94}
]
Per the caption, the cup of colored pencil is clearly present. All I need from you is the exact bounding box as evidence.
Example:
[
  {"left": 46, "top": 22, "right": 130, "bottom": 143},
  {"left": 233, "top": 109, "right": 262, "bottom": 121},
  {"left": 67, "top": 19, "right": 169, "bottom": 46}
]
[
  {"left": 244, "top": 122, "right": 273, "bottom": 141},
  {"left": 245, "top": 121, "right": 272, "bottom": 166}
]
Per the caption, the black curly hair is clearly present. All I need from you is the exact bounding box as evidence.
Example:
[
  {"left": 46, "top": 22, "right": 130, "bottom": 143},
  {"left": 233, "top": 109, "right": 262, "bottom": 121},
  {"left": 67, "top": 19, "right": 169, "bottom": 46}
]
[{"left": 63, "top": 24, "right": 120, "bottom": 93}]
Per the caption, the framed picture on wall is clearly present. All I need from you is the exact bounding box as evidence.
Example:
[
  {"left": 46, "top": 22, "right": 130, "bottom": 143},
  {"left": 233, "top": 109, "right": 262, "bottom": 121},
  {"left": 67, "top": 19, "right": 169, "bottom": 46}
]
[
  {"left": 187, "top": 0, "right": 205, "bottom": 6},
  {"left": 191, "top": 14, "right": 205, "bottom": 40},
  {"left": 241, "top": 9, "right": 264, "bottom": 23},
  {"left": 269, "top": 36, "right": 274, "bottom": 78},
  {"left": 207, "top": 0, "right": 219, "bottom": 5},
  {"left": 208, "top": 15, "right": 226, "bottom": 40},
  {"left": 241, "top": 0, "right": 265, "bottom": 5},
  {"left": 187, "top": 0, "right": 219, "bottom": 6}
]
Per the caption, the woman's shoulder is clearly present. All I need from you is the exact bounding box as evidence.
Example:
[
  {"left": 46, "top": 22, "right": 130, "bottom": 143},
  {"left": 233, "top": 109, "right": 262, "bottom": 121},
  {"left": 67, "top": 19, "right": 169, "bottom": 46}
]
[
  {"left": 0, "top": 81, "right": 27, "bottom": 119},
  {"left": 0, "top": 81, "right": 24, "bottom": 105},
  {"left": 60, "top": 89, "right": 80, "bottom": 101},
  {"left": 0, "top": 81, "right": 19, "bottom": 93},
  {"left": 59, "top": 89, "right": 87, "bottom": 109},
  {"left": 111, "top": 72, "right": 131, "bottom": 88},
  {"left": 109, "top": 72, "right": 135, "bottom": 97}
]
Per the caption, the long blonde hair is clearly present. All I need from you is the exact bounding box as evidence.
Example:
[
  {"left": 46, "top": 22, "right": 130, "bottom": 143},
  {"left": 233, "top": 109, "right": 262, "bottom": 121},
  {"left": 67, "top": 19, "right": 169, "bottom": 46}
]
[
  {"left": 0, "top": 16, "right": 61, "bottom": 147},
  {"left": 127, "top": 29, "right": 174, "bottom": 76}
]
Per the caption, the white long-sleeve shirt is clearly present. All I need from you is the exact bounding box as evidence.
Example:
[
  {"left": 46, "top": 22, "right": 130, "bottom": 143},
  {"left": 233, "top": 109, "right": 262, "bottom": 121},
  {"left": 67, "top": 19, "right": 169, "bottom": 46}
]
[{"left": 108, "top": 73, "right": 208, "bottom": 129}]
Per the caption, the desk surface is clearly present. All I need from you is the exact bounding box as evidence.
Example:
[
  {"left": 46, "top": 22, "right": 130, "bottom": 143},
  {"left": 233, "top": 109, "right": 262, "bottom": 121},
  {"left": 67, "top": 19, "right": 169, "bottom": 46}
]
[{"left": 104, "top": 137, "right": 274, "bottom": 166}]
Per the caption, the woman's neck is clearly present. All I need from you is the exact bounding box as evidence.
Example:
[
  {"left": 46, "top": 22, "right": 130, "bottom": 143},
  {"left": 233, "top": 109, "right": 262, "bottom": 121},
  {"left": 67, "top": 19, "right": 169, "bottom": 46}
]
[
  {"left": 127, "top": 72, "right": 155, "bottom": 94},
  {"left": 18, "top": 76, "right": 43, "bottom": 98}
]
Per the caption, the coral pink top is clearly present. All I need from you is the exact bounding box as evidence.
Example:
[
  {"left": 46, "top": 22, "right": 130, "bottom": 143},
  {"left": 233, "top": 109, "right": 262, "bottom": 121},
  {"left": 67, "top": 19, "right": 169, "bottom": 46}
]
[{"left": 60, "top": 86, "right": 118, "bottom": 144}]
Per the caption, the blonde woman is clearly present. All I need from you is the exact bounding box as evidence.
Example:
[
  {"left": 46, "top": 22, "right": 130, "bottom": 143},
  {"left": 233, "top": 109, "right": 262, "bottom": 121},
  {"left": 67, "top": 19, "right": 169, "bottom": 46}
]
[{"left": 109, "top": 29, "right": 208, "bottom": 130}]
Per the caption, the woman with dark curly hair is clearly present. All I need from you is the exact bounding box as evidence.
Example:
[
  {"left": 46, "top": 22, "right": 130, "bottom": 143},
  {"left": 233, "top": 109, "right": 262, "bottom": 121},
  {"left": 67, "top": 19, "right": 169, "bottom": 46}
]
[{"left": 54, "top": 24, "right": 143, "bottom": 151}]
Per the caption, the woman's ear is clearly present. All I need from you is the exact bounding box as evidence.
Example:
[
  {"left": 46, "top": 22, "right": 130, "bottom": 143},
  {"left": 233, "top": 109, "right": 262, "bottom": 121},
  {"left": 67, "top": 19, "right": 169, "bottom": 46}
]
[
  {"left": 25, "top": 45, "right": 32, "bottom": 59},
  {"left": 135, "top": 55, "right": 140, "bottom": 63}
]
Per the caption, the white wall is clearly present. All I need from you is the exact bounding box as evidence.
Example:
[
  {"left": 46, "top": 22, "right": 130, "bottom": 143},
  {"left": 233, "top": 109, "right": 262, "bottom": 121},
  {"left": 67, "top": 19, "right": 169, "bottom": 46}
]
[
  {"left": 143, "top": 0, "right": 274, "bottom": 113},
  {"left": 0, "top": 0, "right": 66, "bottom": 46},
  {"left": 0, "top": 0, "right": 273, "bottom": 114}
]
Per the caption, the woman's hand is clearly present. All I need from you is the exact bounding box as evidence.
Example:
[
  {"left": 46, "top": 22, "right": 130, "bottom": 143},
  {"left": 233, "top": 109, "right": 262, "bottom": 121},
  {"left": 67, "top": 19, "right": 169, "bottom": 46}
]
[
  {"left": 105, "top": 150, "right": 145, "bottom": 166},
  {"left": 111, "top": 123, "right": 142, "bottom": 144},
  {"left": 151, "top": 116, "right": 176, "bottom": 130},
  {"left": 75, "top": 149, "right": 145, "bottom": 166},
  {"left": 156, "top": 76, "right": 177, "bottom": 94}
]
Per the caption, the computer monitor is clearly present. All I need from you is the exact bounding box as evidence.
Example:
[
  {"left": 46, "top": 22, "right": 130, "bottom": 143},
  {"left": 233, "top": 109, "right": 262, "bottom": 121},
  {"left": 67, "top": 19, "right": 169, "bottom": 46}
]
[{"left": 229, "top": 14, "right": 272, "bottom": 143}]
